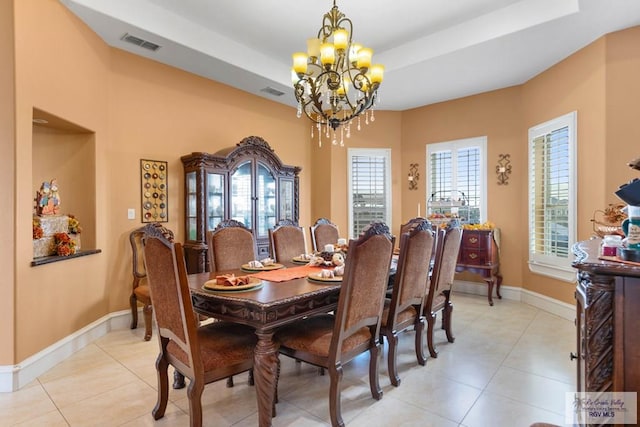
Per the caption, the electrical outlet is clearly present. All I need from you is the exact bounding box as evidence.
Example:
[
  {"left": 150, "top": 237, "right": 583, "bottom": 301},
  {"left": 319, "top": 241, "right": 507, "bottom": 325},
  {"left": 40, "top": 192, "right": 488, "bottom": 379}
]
[{"left": 127, "top": 208, "right": 136, "bottom": 220}]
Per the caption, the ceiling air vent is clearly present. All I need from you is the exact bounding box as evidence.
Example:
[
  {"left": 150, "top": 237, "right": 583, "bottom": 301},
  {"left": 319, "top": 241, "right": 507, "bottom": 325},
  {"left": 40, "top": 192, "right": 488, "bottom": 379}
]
[
  {"left": 121, "top": 33, "right": 161, "bottom": 52},
  {"left": 260, "top": 87, "right": 285, "bottom": 97}
]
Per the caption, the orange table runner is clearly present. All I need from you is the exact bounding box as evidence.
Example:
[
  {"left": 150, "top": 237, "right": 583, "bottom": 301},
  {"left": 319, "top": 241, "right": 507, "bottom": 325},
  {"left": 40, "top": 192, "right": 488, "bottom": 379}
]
[{"left": 250, "top": 265, "right": 324, "bottom": 282}]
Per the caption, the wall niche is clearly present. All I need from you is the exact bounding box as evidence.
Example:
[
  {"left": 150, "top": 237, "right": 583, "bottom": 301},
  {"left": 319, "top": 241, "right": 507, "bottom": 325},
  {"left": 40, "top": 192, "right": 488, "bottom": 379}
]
[{"left": 31, "top": 108, "right": 99, "bottom": 265}]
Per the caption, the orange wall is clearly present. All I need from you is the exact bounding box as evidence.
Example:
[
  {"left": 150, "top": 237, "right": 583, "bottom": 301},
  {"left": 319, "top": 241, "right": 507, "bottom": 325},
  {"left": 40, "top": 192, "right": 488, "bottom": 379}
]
[
  {"left": 7, "top": 0, "right": 640, "bottom": 363},
  {"left": 402, "top": 87, "right": 525, "bottom": 289},
  {"left": 0, "top": 0, "right": 16, "bottom": 364}
]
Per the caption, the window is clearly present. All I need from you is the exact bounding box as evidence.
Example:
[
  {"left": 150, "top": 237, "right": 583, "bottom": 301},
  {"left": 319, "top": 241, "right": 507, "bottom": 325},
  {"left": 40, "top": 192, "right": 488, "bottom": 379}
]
[
  {"left": 426, "top": 137, "right": 487, "bottom": 224},
  {"left": 347, "top": 148, "right": 392, "bottom": 238},
  {"left": 528, "top": 111, "right": 577, "bottom": 282}
]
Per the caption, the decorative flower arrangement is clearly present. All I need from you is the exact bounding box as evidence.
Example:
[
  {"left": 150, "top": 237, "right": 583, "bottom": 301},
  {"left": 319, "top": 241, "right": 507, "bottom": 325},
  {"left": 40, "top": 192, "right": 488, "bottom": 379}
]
[
  {"left": 33, "top": 217, "right": 43, "bottom": 239},
  {"left": 462, "top": 221, "right": 495, "bottom": 230},
  {"left": 54, "top": 232, "right": 76, "bottom": 256},
  {"left": 68, "top": 215, "right": 82, "bottom": 234}
]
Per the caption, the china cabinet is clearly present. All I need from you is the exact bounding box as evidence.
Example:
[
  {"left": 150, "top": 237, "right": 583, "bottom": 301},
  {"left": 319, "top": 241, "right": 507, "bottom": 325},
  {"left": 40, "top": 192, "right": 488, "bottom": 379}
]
[{"left": 181, "top": 136, "right": 301, "bottom": 273}]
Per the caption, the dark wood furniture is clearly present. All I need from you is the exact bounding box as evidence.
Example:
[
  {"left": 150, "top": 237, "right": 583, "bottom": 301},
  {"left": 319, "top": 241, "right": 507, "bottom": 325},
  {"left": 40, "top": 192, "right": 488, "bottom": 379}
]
[
  {"left": 455, "top": 228, "right": 502, "bottom": 305},
  {"left": 380, "top": 219, "right": 435, "bottom": 386},
  {"left": 181, "top": 136, "right": 301, "bottom": 273},
  {"left": 188, "top": 267, "right": 342, "bottom": 427},
  {"left": 310, "top": 218, "right": 340, "bottom": 252},
  {"left": 425, "top": 224, "right": 462, "bottom": 358},
  {"left": 572, "top": 239, "right": 640, "bottom": 413},
  {"left": 143, "top": 224, "right": 257, "bottom": 427},
  {"left": 268, "top": 219, "right": 306, "bottom": 263},
  {"left": 275, "top": 222, "right": 395, "bottom": 427}
]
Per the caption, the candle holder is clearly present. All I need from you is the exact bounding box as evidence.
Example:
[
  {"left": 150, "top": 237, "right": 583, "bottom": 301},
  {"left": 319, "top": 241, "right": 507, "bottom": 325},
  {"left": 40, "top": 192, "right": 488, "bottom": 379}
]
[{"left": 496, "top": 154, "right": 511, "bottom": 185}]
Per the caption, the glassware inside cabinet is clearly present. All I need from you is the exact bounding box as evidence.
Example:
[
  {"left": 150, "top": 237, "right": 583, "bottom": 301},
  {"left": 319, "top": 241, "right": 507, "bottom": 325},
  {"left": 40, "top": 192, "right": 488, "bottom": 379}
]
[
  {"left": 186, "top": 171, "right": 197, "bottom": 241},
  {"left": 256, "top": 163, "right": 276, "bottom": 238},
  {"left": 206, "top": 173, "right": 224, "bottom": 231},
  {"left": 231, "top": 161, "right": 252, "bottom": 229},
  {"left": 279, "top": 179, "right": 294, "bottom": 220}
]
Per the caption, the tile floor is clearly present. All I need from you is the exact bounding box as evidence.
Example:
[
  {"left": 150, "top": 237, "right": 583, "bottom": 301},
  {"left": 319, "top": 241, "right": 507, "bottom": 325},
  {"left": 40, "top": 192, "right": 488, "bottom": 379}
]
[{"left": 0, "top": 293, "right": 576, "bottom": 426}]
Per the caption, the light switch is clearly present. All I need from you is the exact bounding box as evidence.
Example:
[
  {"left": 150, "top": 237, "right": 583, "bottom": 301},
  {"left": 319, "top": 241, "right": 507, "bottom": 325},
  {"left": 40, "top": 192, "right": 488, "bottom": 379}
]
[{"left": 127, "top": 208, "right": 136, "bottom": 220}]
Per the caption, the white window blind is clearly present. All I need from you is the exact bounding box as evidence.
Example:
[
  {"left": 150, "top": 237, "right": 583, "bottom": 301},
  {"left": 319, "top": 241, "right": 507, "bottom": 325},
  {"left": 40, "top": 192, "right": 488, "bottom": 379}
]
[
  {"left": 427, "top": 137, "right": 486, "bottom": 224},
  {"left": 347, "top": 149, "right": 391, "bottom": 238},
  {"left": 528, "top": 111, "right": 577, "bottom": 281}
]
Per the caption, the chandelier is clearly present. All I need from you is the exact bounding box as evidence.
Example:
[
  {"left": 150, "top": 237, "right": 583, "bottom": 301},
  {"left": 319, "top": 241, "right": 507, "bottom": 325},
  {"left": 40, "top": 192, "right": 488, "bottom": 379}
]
[{"left": 291, "top": 0, "right": 384, "bottom": 146}]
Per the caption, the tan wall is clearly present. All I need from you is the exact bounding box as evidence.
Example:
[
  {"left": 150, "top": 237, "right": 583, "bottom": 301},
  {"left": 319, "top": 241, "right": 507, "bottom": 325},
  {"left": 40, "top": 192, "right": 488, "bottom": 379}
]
[
  {"left": 12, "top": 0, "right": 310, "bottom": 362},
  {"left": 0, "top": 0, "right": 16, "bottom": 365},
  {"left": 8, "top": 0, "right": 640, "bottom": 363},
  {"left": 402, "top": 87, "right": 525, "bottom": 289},
  {"left": 521, "top": 37, "right": 608, "bottom": 303}
]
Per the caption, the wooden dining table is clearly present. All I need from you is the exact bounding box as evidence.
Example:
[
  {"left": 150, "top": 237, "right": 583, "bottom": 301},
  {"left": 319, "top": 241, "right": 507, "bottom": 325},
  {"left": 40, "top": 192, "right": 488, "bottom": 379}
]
[{"left": 187, "top": 263, "right": 342, "bottom": 427}]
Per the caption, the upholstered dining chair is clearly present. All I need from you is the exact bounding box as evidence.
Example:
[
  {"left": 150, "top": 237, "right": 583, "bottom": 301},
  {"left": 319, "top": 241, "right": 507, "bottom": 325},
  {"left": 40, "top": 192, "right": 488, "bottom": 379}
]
[
  {"left": 275, "top": 222, "right": 395, "bottom": 427},
  {"left": 206, "top": 219, "right": 257, "bottom": 272},
  {"left": 424, "top": 221, "right": 463, "bottom": 358},
  {"left": 269, "top": 219, "right": 306, "bottom": 263},
  {"left": 129, "top": 223, "right": 173, "bottom": 341},
  {"left": 380, "top": 218, "right": 435, "bottom": 386},
  {"left": 310, "top": 218, "right": 340, "bottom": 252},
  {"left": 142, "top": 223, "right": 257, "bottom": 427}
]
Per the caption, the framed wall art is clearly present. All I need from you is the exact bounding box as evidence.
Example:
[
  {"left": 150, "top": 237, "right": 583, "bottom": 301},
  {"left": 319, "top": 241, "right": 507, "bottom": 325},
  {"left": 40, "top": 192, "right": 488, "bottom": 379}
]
[{"left": 140, "top": 159, "right": 168, "bottom": 223}]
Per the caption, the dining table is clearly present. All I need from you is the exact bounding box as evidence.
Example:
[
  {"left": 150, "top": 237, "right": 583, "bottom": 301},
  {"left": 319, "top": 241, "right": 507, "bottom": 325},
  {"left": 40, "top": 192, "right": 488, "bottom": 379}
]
[{"left": 188, "top": 263, "right": 342, "bottom": 427}]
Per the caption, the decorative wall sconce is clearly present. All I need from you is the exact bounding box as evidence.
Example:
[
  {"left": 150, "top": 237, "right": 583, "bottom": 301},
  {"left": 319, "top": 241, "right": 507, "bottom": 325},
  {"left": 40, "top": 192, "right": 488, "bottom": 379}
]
[
  {"left": 408, "top": 163, "right": 419, "bottom": 190},
  {"left": 496, "top": 154, "right": 512, "bottom": 185}
]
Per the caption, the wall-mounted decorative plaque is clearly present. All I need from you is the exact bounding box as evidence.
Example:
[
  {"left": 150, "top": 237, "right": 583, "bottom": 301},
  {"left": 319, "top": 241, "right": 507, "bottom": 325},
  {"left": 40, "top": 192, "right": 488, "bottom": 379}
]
[{"left": 140, "top": 159, "right": 168, "bottom": 223}]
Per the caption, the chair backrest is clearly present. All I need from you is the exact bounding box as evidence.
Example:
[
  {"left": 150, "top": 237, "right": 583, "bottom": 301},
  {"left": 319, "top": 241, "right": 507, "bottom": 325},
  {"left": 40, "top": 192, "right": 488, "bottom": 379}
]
[
  {"left": 310, "top": 218, "right": 340, "bottom": 252},
  {"left": 426, "top": 222, "right": 463, "bottom": 307},
  {"left": 129, "top": 226, "right": 147, "bottom": 282},
  {"left": 330, "top": 222, "right": 394, "bottom": 358},
  {"left": 269, "top": 220, "right": 306, "bottom": 262},
  {"left": 207, "top": 219, "right": 257, "bottom": 272},
  {"left": 387, "top": 219, "right": 436, "bottom": 324},
  {"left": 399, "top": 216, "right": 428, "bottom": 235},
  {"left": 142, "top": 224, "right": 200, "bottom": 373}
]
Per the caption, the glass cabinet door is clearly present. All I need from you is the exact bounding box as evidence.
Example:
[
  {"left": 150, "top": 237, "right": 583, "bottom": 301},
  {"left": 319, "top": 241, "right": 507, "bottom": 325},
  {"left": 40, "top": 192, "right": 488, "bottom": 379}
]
[
  {"left": 279, "top": 178, "right": 294, "bottom": 220},
  {"left": 206, "top": 173, "right": 225, "bottom": 231},
  {"left": 231, "top": 161, "right": 253, "bottom": 229},
  {"left": 256, "top": 163, "right": 276, "bottom": 238},
  {"left": 186, "top": 171, "right": 197, "bottom": 241}
]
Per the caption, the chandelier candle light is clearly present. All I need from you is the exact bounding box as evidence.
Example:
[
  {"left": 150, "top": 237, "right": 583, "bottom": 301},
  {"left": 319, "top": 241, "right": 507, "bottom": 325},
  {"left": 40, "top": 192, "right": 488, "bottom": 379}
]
[{"left": 292, "top": 0, "right": 384, "bottom": 146}]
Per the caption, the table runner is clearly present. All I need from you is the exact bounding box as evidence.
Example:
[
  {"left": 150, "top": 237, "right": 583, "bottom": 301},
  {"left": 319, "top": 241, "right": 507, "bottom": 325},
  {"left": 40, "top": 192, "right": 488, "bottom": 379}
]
[{"left": 250, "top": 265, "right": 324, "bottom": 282}]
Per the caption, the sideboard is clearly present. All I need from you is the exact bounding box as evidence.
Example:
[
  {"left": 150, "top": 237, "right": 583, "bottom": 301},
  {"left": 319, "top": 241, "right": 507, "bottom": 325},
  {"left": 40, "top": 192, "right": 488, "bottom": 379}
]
[
  {"left": 455, "top": 229, "right": 502, "bottom": 305},
  {"left": 572, "top": 239, "right": 640, "bottom": 409}
]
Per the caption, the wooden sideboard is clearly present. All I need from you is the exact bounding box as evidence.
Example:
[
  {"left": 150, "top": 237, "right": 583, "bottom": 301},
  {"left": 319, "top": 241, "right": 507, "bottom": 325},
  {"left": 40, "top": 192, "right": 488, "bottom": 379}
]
[
  {"left": 455, "top": 229, "right": 502, "bottom": 305},
  {"left": 572, "top": 239, "right": 640, "bottom": 404}
]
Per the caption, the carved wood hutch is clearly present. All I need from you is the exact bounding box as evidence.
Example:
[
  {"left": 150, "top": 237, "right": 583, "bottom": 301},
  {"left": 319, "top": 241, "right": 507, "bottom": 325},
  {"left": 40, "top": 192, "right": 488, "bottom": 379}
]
[
  {"left": 456, "top": 229, "right": 502, "bottom": 305},
  {"left": 572, "top": 238, "right": 640, "bottom": 423},
  {"left": 181, "top": 136, "right": 301, "bottom": 273}
]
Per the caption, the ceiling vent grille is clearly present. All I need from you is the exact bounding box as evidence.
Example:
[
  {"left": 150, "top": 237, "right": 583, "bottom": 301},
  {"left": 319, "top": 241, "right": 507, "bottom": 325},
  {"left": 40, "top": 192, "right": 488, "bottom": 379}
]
[
  {"left": 260, "top": 87, "right": 285, "bottom": 97},
  {"left": 121, "top": 33, "right": 161, "bottom": 52}
]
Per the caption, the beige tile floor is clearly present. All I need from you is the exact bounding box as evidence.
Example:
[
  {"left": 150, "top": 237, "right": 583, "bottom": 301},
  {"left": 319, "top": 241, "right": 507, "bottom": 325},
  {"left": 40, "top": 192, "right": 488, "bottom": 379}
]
[{"left": 0, "top": 293, "right": 576, "bottom": 426}]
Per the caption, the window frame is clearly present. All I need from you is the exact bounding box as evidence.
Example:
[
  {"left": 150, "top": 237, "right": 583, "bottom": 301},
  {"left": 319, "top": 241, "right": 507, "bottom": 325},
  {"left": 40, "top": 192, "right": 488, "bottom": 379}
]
[
  {"left": 527, "top": 111, "right": 577, "bottom": 282},
  {"left": 347, "top": 148, "right": 392, "bottom": 239},
  {"left": 425, "top": 136, "right": 488, "bottom": 224}
]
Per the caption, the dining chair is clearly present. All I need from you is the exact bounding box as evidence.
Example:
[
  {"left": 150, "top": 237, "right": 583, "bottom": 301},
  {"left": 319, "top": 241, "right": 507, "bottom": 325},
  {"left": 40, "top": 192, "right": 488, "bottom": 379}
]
[
  {"left": 310, "top": 217, "right": 340, "bottom": 252},
  {"left": 275, "top": 222, "right": 395, "bottom": 427},
  {"left": 129, "top": 223, "right": 173, "bottom": 341},
  {"left": 206, "top": 219, "right": 257, "bottom": 272},
  {"left": 424, "top": 221, "right": 463, "bottom": 358},
  {"left": 205, "top": 219, "right": 257, "bottom": 387},
  {"left": 142, "top": 223, "right": 257, "bottom": 427},
  {"left": 269, "top": 219, "right": 306, "bottom": 263},
  {"left": 380, "top": 218, "right": 435, "bottom": 386}
]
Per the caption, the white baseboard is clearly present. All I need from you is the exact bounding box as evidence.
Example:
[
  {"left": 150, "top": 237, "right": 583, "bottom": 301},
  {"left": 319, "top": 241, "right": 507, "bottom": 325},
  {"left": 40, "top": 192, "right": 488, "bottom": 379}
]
[
  {"left": 453, "top": 280, "right": 575, "bottom": 321},
  {"left": 0, "top": 309, "right": 133, "bottom": 393},
  {"left": 0, "top": 283, "right": 577, "bottom": 393}
]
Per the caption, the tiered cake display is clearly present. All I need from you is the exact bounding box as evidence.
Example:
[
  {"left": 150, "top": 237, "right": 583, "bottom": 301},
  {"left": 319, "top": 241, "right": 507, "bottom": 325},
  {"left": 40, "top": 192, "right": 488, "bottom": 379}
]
[{"left": 32, "top": 179, "right": 81, "bottom": 258}]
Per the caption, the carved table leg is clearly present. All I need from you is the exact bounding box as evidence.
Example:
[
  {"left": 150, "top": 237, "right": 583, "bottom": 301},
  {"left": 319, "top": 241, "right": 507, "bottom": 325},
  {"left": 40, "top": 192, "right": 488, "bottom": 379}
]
[
  {"left": 173, "top": 370, "right": 185, "bottom": 389},
  {"left": 254, "top": 330, "right": 279, "bottom": 427},
  {"left": 495, "top": 273, "right": 503, "bottom": 300}
]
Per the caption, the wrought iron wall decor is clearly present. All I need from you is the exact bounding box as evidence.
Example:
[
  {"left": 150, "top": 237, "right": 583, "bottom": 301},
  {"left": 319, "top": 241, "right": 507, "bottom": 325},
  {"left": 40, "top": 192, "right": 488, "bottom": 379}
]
[
  {"left": 408, "top": 163, "right": 420, "bottom": 190},
  {"left": 496, "top": 154, "right": 512, "bottom": 185},
  {"left": 140, "top": 159, "right": 168, "bottom": 223}
]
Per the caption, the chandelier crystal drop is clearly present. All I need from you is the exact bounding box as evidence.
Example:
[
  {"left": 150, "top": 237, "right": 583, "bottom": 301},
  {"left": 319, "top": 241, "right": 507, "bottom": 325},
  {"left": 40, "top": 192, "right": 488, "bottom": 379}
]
[{"left": 291, "top": 0, "right": 384, "bottom": 146}]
